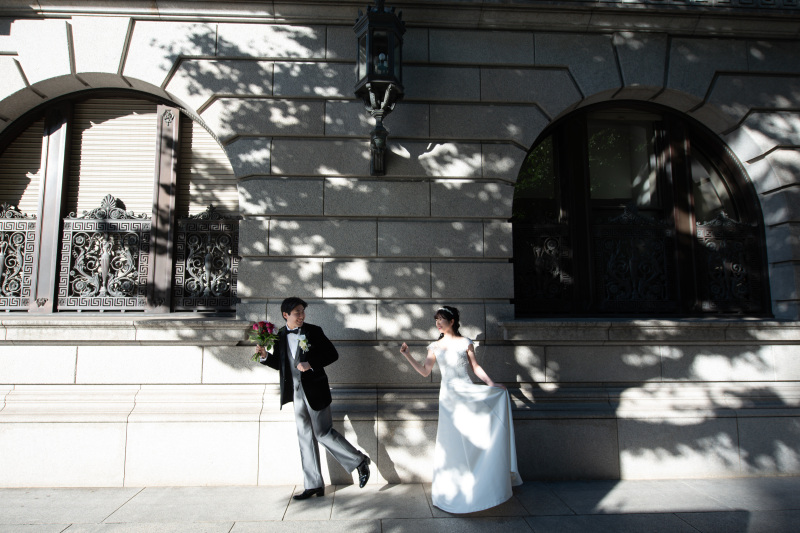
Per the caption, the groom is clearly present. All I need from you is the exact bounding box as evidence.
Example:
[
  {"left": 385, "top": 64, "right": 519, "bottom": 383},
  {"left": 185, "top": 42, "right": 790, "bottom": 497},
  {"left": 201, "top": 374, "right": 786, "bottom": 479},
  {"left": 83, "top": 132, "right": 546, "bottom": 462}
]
[{"left": 257, "top": 296, "right": 370, "bottom": 499}]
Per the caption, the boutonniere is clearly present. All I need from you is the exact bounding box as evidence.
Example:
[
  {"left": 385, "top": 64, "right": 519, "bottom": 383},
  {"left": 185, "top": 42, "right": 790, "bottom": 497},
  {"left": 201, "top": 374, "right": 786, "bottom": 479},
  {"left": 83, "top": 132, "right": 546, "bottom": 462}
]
[{"left": 297, "top": 334, "right": 311, "bottom": 353}]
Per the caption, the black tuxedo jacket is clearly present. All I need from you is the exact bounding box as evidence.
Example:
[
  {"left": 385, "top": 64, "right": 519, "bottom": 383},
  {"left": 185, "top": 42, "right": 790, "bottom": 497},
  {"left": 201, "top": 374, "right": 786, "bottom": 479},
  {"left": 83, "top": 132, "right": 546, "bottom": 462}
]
[{"left": 260, "top": 322, "right": 338, "bottom": 411}]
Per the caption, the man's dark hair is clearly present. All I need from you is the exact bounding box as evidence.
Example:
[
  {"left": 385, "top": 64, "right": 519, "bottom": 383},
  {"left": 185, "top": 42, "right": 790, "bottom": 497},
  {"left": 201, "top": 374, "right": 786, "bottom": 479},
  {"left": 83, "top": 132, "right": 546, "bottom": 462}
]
[{"left": 281, "top": 297, "right": 308, "bottom": 319}]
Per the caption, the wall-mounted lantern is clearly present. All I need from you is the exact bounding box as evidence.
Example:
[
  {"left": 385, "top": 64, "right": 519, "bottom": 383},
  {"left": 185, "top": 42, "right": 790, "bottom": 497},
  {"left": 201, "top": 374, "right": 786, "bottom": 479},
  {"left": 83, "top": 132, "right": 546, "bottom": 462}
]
[{"left": 353, "top": 0, "right": 405, "bottom": 176}]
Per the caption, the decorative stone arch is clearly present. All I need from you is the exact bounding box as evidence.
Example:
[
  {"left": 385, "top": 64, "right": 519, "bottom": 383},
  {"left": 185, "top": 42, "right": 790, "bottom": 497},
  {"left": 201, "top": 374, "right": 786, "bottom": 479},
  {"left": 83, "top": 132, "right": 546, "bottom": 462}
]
[
  {"left": 0, "top": 82, "right": 240, "bottom": 314},
  {"left": 511, "top": 97, "right": 773, "bottom": 318}
]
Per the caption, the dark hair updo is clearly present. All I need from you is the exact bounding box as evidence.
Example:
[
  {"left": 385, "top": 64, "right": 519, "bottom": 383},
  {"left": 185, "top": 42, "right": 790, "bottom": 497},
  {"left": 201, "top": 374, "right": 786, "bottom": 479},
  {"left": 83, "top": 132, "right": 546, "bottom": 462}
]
[{"left": 434, "top": 305, "right": 461, "bottom": 340}]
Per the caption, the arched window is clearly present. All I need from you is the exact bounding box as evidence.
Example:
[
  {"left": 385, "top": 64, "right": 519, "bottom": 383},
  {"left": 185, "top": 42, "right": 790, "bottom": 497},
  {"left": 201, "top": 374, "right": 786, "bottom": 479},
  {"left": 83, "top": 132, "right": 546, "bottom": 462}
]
[
  {"left": 0, "top": 92, "right": 239, "bottom": 313},
  {"left": 512, "top": 103, "right": 770, "bottom": 317}
]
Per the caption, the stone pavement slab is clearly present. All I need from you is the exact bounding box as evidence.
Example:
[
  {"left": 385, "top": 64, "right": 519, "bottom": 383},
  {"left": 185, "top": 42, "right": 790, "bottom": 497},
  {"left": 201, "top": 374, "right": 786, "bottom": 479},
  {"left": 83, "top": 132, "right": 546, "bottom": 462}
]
[
  {"left": 681, "top": 477, "right": 800, "bottom": 511},
  {"left": 525, "top": 513, "right": 699, "bottom": 533},
  {"left": 676, "top": 509, "right": 800, "bottom": 533},
  {"left": 53, "top": 524, "right": 232, "bottom": 533},
  {"left": 231, "top": 520, "right": 381, "bottom": 532},
  {"left": 382, "top": 517, "right": 532, "bottom": 532},
  {"left": 420, "top": 483, "right": 530, "bottom": 518},
  {"left": 103, "top": 486, "right": 291, "bottom": 523},
  {"left": 0, "top": 487, "right": 141, "bottom": 525},
  {"left": 331, "top": 483, "right": 432, "bottom": 520}
]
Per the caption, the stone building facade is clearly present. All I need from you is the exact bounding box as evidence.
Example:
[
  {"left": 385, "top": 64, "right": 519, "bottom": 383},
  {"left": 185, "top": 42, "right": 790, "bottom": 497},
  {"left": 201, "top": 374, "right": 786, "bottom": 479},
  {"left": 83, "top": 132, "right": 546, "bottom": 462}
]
[{"left": 1, "top": 0, "right": 800, "bottom": 486}]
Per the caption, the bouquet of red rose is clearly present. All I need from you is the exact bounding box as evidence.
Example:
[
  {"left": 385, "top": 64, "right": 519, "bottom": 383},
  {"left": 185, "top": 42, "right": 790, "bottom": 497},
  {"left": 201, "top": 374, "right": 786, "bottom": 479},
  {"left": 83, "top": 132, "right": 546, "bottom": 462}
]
[{"left": 249, "top": 320, "right": 278, "bottom": 361}]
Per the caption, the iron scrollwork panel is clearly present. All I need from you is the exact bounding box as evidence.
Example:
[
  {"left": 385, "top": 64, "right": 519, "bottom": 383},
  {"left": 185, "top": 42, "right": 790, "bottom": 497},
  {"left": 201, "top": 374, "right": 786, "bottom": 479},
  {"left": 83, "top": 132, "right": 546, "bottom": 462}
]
[
  {"left": 173, "top": 205, "right": 239, "bottom": 311},
  {"left": 57, "top": 195, "right": 151, "bottom": 311},
  {"left": 592, "top": 207, "right": 677, "bottom": 313},
  {"left": 513, "top": 223, "right": 574, "bottom": 314},
  {"left": 0, "top": 204, "right": 37, "bottom": 311},
  {"left": 695, "top": 212, "right": 763, "bottom": 313}
]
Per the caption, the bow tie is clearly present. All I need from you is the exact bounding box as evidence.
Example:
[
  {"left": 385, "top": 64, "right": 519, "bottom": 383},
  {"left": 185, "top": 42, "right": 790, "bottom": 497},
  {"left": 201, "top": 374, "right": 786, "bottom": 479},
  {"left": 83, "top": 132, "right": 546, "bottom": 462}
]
[{"left": 286, "top": 328, "right": 300, "bottom": 335}]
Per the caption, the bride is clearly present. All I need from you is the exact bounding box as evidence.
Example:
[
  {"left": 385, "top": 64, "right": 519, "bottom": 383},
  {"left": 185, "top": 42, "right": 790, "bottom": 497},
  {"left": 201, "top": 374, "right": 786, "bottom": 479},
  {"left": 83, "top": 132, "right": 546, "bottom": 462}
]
[{"left": 399, "top": 306, "right": 522, "bottom": 513}]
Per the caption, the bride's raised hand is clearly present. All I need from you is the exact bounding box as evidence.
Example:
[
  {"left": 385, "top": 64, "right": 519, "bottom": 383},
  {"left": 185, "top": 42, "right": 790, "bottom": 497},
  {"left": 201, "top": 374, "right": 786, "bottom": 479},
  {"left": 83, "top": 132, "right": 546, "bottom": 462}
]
[{"left": 399, "top": 342, "right": 409, "bottom": 357}]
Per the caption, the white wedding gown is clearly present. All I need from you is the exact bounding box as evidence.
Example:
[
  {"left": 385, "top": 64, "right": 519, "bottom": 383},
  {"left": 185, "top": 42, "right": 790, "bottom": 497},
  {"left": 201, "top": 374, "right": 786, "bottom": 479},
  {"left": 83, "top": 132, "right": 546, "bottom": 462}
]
[{"left": 429, "top": 337, "right": 523, "bottom": 513}]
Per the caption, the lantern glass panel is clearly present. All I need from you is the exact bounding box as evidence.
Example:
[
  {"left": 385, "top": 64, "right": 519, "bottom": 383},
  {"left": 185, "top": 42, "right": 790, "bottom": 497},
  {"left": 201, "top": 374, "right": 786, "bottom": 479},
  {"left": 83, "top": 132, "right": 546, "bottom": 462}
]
[
  {"left": 358, "top": 35, "right": 367, "bottom": 80},
  {"left": 372, "top": 30, "right": 389, "bottom": 76}
]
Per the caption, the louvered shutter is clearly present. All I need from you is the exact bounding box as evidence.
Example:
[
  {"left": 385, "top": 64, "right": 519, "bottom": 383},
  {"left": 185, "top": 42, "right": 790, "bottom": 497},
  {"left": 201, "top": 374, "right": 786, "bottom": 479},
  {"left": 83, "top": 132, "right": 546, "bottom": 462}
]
[
  {"left": 67, "top": 98, "right": 157, "bottom": 216},
  {"left": 0, "top": 118, "right": 45, "bottom": 215}
]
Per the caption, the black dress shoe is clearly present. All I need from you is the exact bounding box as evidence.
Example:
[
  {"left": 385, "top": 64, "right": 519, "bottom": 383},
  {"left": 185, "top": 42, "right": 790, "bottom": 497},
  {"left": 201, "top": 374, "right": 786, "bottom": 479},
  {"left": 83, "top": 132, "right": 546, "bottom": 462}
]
[
  {"left": 293, "top": 487, "right": 324, "bottom": 500},
  {"left": 356, "top": 456, "right": 371, "bottom": 488}
]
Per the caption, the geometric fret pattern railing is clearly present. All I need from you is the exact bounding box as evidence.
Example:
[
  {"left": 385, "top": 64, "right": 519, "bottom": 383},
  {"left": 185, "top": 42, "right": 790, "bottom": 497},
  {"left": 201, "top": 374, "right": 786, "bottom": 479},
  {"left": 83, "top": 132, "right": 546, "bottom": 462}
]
[
  {"left": 0, "top": 203, "right": 37, "bottom": 311},
  {"left": 57, "top": 194, "right": 151, "bottom": 311},
  {"left": 695, "top": 211, "right": 764, "bottom": 314},
  {"left": 172, "top": 205, "right": 239, "bottom": 311}
]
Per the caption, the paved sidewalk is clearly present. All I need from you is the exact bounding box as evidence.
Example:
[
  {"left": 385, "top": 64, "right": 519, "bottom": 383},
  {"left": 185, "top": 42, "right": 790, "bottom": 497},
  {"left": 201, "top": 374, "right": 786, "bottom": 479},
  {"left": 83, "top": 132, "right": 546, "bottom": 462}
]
[{"left": 2, "top": 477, "right": 800, "bottom": 532}]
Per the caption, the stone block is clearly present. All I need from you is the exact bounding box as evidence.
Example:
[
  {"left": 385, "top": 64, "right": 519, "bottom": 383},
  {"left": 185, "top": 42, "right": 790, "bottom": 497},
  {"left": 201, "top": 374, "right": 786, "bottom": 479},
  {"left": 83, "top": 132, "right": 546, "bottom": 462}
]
[
  {"left": 706, "top": 74, "right": 800, "bottom": 125},
  {"left": 75, "top": 346, "right": 202, "bottom": 384},
  {"left": 484, "top": 222, "right": 513, "bottom": 258},
  {"left": 430, "top": 29, "right": 533, "bottom": 65},
  {"left": 202, "top": 98, "right": 325, "bottom": 141},
  {"left": 269, "top": 219, "right": 377, "bottom": 257},
  {"left": 11, "top": 19, "right": 71, "bottom": 85},
  {"left": 322, "top": 260, "right": 430, "bottom": 299},
  {"left": 133, "top": 320, "right": 247, "bottom": 345},
  {"left": 388, "top": 141, "right": 483, "bottom": 178},
  {"left": 738, "top": 112, "right": 800, "bottom": 158},
  {"left": 3, "top": 320, "right": 137, "bottom": 343},
  {"left": 236, "top": 301, "right": 267, "bottom": 322},
  {"left": 0, "top": 56, "right": 28, "bottom": 100},
  {"left": 618, "top": 417, "right": 740, "bottom": 478},
  {"left": 377, "top": 420, "right": 437, "bottom": 482},
  {"left": 124, "top": 21, "right": 216, "bottom": 86},
  {"left": 748, "top": 40, "right": 800, "bottom": 73},
  {"left": 476, "top": 344, "right": 546, "bottom": 384},
  {"left": 485, "top": 302, "right": 515, "bottom": 341},
  {"left": 536, "top": 33, "right": 620, "bottom": 98},
  {"left": 766, "top": 149, "right": 800, "bottom": 191},
  {"left": 608, "top": 321, "right": 727, "bottom": 343},
  {"left": 167, "top": 60, "right": 273, "bottom": 113},
  {"left": 203, "top": 346, "right": 275, "bottom": 384},
  {"left": 738, "top": 416, "right": 800, "bottom": 475},
  {"left": 0, "top": 345, "right": 77, "bottom": 384},
  {"left": 483, "top": 143, "right": 526, "bottom": 182},
  {"left": 403, "top": 28, "right": 430, "bottom": 63},
  {"left": 760, "top": 188, "right": 800, "bottom": 226},
  {"left": 0, "top": 385, "right": 138, "bottom": 423},
  {"left": 237, "top": 258, "right": 323, "bottom": 299},
  {"left": 662, "top": 345, "right": 775, "bottom": 382},
  {"left": 431, "top": 261, "right": 514, "bottom": 299},
  {"left": 273, "top": 61, "right": 351, "bottom": 98},
  {"left": 238, "top": 218, "right": 270, "bottom": 256},
  {"left": 267, "top": 299, "right": 377, "bottom": 341},
  {"left": 377, "top": 301, "right": 486, "bottom": 342},
  {"left": 325, "top": 100, "right": 430, "bottom": 139},
  {"left": 480, "top": 68, "right": 580, "bottom": 119},
  {"left": 747, "top": 157, "right": 782, "bottom": 196},
  {"left": 546, "top": 345, "right": 662, "bottom": 383},
  {"left": 258, "top": 420, "right": 304, "bottom": 484},
  {"left": 431, "top": 179, "right": 514, "bottom": 218},
  {"left": 239, "top": 177, "right": 324, "bottom": 216},
  {"left": 71, "top": 16, "right": 131, "bottom": 75},
  {"left": 0, "top": 422, "right": 127, "bottom": 487},
  {"left": 323, "top": 178, "right": 430, "bottom": 217},
  {"left": 430, "top": 103, "right": 546, "bottom": 146},
  {"left": 225, "top": 137, "right": 271, "bottom": 178},
  {"left": 271, "top": 138, "right": 366, "bottom": 176},
  {"left": 378, "top": 220, "right": 484, "bottom": 257},
  {"left": 404, "top": 66, "right": 480, "bottom": 101},
  {"left": 613, "top": 31, "right": 668, "bottom": 89},
  {"left": 773, "top": 345, "right": 800, "bottom": 381},
  {"left": 769, "top": 262, "right": 800, "bottom": 301},
  {"left": 216, "top": 24, "right": 326, "bottom": 59},
  {"left": 125, "top": 421, "right": 260, "bottom": 485},
  {"left": 324, "top": 344, "right": 426, "bottom": 385},
  {"left": 326, "top": 25, "right": 354, "bottom": 60},
  {"left": 515, "top": 419, "right": 620, "bottom": 480},
  {"left": 667, "top": 38, "right": 748, "bottom": 105}
]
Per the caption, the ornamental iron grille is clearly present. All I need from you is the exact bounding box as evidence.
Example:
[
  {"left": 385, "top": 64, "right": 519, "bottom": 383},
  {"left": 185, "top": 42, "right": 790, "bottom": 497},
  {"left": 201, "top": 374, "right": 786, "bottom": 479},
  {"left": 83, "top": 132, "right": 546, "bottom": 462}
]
[
  {"left": 57, "top": 194, "right": 150, "bottom": 311},
  {"left": 592, "top": 205, "right": 677, "bottom": 313},
  {"left": 0, "top": 203, "right": 36, "bottom": 311},
  {"left": 513, "top": 222, "right": 574, "bottom": 314},
  {"left": 172, "top": 205, "right": 239, "bottom": 311},
  {"left": 695, "top": 211, "right": 763, "bottom": 313}
]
